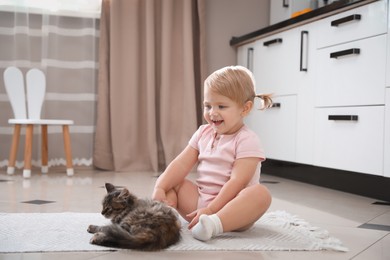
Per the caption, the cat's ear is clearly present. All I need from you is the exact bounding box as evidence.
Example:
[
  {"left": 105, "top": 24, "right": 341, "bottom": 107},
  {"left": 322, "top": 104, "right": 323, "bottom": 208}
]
[
  {"left": 105, "top": 183, "right": 116, "bottom": 193},
  {"left": 118, "top": 188, "right": 130, "bottom": 199}
]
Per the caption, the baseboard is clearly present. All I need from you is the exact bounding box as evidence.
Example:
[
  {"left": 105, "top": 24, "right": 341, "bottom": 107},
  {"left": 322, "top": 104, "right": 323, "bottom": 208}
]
[{"left": 262, "top": 159, "right": 390, "bottom": 202}]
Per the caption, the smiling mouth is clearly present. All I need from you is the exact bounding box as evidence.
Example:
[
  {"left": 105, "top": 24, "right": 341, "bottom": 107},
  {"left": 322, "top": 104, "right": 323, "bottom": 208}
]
[{"left": 212, "top": 120, "right": 223, "bottom": 126}]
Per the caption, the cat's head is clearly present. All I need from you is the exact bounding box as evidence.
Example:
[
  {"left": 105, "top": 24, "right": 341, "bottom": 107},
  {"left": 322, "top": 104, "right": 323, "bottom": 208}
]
[{"left": 101, "top": 183, "right": 137, "bottom": 218}]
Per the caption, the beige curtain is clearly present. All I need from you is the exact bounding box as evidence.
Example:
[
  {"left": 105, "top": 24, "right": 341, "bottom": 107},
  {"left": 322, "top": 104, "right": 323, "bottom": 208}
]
[{"left": 93, "top": 0, "right": 205, "bottom": 172}]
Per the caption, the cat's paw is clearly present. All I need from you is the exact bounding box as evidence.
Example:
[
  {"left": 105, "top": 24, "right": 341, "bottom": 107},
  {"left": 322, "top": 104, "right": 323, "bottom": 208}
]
[
  {"left": 90, "top": 232, "right": 105, "bottom": 245},
  {"left": 87, "top": 224, "right": 99, "bottom": 233}
]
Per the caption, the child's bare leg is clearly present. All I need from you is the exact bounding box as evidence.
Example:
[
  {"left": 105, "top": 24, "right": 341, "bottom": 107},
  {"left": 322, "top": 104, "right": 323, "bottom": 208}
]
[
  {"left": 192, "top": 184, "right": 271, "bottom": 241},
  {"left": 166, "top": 179, "right": 199, "bottom": 222},
  {"left": 217, "top": 184, "right": 271, "bottom": 232}
]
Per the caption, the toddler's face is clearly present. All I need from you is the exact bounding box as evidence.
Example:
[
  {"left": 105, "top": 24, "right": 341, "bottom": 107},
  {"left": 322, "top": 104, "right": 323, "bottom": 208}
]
[{"left": 203, "top": 90, "right": 245, "bottom": 135}]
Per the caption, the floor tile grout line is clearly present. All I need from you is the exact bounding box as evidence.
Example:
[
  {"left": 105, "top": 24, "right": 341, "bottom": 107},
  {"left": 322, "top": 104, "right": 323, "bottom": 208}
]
[
  {"left": 350, "top": 233, "right": 389, "bottom": 260},
  {"left": 363, "top": 209, "right": 390, "bottom": 226}
]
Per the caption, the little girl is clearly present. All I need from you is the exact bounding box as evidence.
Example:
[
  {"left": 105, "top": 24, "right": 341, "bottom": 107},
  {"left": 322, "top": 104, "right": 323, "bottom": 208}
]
[{"left": 152, "top": 65, "right": 272, "bottom": 241}]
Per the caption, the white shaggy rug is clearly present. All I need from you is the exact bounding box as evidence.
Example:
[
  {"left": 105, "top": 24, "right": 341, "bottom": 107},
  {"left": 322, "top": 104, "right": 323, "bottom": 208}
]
[{"left": 0, "top": 211, "right": 348, "bottom": 253}]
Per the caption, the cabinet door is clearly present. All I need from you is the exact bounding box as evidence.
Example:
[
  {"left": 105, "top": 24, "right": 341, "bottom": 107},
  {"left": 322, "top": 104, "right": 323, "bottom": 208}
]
[
  {"left": 316, "top": 35, "right": 386, "bottom": 107},
  {"left": 295, "top": 23, "right": 315, "bottom": 165},
  {"left": 254, "top": 28, "right": 303, "bottom": 96},
  {"left": 387, "top": 20, "right": 390, "bottom": 87},
  {"left": 385, "top": 89, "right": 390, "bottom": 177},
  {"left": 314, "top": 106, "right": 384, "bottom": 176},
  {"left": 246, "top": 95, "right": 297, "bottom": 162}
]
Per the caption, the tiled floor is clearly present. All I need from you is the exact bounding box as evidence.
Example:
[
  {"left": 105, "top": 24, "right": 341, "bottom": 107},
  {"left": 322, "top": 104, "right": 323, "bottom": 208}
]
[{"left": 0, "top": 168, "right": 389, "bottom": 260}]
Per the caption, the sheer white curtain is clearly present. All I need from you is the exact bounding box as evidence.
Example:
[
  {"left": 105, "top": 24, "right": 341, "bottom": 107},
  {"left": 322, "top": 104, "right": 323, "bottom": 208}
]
[{"left": 0, "top": 1, "right": 100, "bottom": 170}]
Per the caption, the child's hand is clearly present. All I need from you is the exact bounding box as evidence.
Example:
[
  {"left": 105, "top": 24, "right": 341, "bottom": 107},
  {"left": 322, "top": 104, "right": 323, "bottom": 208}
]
[{"left": 187, "top": 207, "right": 213, "bottom": 229}]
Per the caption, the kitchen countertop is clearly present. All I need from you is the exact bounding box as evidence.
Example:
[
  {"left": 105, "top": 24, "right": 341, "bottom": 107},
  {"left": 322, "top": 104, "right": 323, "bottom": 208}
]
[{"left": 230, "top": 0, "right": 378, "bottom": 47}]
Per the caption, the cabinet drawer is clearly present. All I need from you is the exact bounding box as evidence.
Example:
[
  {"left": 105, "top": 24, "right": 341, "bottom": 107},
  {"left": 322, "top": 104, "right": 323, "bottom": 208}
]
[
  {"left": 316, "top": 35, "right": 386, "bottom": 107},
  {"left": 246, "top": 95, "right": 297, "bottom": 162},
  {"left": 316, "top": 0, "right": 387, "bottom": 49},
  {"left": 314, "top": 106, "right": 384, "bottom": 175}
]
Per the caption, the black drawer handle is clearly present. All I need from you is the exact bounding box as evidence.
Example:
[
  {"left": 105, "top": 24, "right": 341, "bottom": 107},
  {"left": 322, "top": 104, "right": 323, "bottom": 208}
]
[
  {"left": 331, "top": 14, "right": 361, "bottom": 27},
  {"left": 283, "top": 0, "right": 289, "bottom": 7},
  {"left": 263, "top": 38, "right": 282, "bottom": 47},
  {"left": 271, "top": 103, "right": 281, "bottom": 108},
  {"left": 247, "top": 47, "right": 254, "bottom": 71},
  {"left": 328, "top": 115, "right": 358, "bottom": 121},
  {"left": 300, "top": 31, "right": 309, "bottom": 72},
  {"left": 330, "top": 48, "right": 360, "bottom": 59}
]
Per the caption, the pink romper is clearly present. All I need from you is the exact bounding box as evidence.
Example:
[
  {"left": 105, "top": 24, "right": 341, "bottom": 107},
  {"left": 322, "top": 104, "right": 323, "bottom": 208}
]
[{"left": 189, "top": 124, "right": 265, "bottom": 208}]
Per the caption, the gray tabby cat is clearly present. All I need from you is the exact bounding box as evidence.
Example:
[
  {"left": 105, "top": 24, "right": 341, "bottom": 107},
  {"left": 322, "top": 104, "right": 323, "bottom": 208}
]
[{"left": 87, "top": 183, "right": 181, "bottom": 251}]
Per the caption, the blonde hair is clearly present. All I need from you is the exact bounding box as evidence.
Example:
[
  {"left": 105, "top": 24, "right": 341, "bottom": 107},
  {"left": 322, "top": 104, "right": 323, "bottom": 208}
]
[{"left": 204, "top": 65, "right": 272, "bottom": 110}]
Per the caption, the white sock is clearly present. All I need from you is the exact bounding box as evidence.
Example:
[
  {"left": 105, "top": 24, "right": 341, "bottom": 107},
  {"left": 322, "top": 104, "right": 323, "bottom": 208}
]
[{"left": 191, "top": 214, "right": 223, "bottom": 241}]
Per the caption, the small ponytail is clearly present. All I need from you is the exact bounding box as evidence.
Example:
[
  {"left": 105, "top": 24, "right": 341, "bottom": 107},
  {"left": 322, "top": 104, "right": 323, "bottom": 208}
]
[{"left": 255, "top": 94, "right": 273, "bottom": 110}]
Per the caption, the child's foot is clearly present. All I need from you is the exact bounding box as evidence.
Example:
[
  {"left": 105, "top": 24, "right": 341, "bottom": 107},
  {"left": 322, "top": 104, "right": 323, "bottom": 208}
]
[{"left": 191, "top": 214, "right": 223, "bottom": 241}]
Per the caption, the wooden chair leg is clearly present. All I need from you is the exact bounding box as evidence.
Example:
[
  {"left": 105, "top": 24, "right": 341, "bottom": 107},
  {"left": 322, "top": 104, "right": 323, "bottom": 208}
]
[
  {"left": 41, "top": 125, "right": 48, "bottom": 174},
  {"left": 23, "top": 124, "right": 33, "bottom": 178},
  {"left": 62, "top": 125, "right": 74, "bottom": 176},
  {"left": 7, "top": 124, "right": 21, "bottom": 175}
]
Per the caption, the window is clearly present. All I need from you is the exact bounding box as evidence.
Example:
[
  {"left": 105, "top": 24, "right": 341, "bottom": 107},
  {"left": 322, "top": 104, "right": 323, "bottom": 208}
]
[{"left": 0, "top": 0, "right": 102, "bottom": 18}]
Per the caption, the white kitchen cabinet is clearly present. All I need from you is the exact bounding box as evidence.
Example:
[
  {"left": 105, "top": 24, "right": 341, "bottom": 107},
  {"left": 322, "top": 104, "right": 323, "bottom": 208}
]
[
  {"left": 238, "top": 0, "right": 388, "bottom": 179},
  {"left": 234, "top": 0, "right": 390, "bottom": 199},
  {"left": 244, "top": 23, "right": 315, "bottom": 164},
  {"left": 316, "top": 35, "right": 386, "bottom": 107},
  {"left": 246, "top": 95, "right": 297, "bottom": 162},
  {"left": 312, "top": 1, "right": 388, "bottom": 177},
  {"left": 314, "top": 106, "right": 384, "bottom": 175},
  {"left": 270, "top": 0, "right": 312, "bottom": 25}
]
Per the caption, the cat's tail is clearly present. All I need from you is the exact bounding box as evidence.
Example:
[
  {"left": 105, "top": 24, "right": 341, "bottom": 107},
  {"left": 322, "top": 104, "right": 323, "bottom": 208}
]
[{"left": 96, "top": 224, "right": 180, "bottom": 251}]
